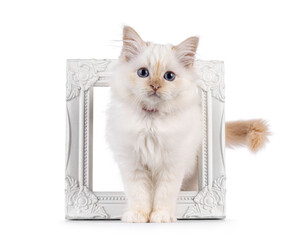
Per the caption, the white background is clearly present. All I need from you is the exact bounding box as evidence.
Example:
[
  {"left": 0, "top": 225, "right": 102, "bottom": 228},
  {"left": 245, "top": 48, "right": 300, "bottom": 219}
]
[
  {"left": 1, "top": 0, "right": 300, "bottom": 239},
  {"left": 93, "top": 87, "right": 124, "bottom": 191}
]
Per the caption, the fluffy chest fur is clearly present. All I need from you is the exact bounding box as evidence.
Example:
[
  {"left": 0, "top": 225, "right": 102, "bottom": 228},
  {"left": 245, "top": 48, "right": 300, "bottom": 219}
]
[{"left": 133, "top": 114, "right": 173, "bottom": 170}]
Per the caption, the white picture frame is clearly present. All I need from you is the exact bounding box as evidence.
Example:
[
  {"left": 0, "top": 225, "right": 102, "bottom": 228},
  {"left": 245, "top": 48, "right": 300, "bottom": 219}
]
[{"left": 65, "top": 59, "right": 225, "bottom": 220}]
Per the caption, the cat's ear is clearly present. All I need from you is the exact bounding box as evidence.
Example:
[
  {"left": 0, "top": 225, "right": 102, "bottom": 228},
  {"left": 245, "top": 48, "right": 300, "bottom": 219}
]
[
  {"left": 173, "top": 36, "right": 199, "bottom": 68},
  {"left": 121, "top": 26, "right": 146, "bottom": 61}
]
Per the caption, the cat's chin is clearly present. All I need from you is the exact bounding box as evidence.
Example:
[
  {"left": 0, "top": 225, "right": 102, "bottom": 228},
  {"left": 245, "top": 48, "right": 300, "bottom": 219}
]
[{"left": 143, "top": 94, "right": 162, "bottom": 105}]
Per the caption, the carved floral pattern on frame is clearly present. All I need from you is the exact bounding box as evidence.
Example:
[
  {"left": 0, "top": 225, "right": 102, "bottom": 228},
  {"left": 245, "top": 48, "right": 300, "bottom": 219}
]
[
  {"left": 65, "top": 176, "right": 109, "bottom": 218},
  {"left": 184, "top": 176, "right": 226, "bottom": 218},
  {"left": 196, "top": 60, "right": 225, "bottom": 102},
  {"left": 66, "top": 60, "right": 113, "bottom": 101}
]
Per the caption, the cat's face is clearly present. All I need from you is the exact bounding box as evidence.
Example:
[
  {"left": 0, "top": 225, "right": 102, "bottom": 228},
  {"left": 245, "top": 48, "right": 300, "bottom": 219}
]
[{"left": 112, "top": 26, "right": 199, "bottom": 111}]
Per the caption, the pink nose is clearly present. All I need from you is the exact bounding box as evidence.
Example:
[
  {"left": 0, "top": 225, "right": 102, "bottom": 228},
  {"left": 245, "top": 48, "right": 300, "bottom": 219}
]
[{"left": 150, "top": 84, "right": 160, "bottom": 91}]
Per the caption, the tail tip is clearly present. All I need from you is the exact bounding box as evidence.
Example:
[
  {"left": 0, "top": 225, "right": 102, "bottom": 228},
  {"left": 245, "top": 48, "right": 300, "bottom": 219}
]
[{"left": 247, "top": 119, "right": 270, "bottom": 153}]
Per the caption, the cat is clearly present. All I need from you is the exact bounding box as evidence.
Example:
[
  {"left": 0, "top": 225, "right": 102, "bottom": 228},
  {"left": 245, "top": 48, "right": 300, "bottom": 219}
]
[{"left": 106, "top": 26, "right": 269, "bottom": 223}]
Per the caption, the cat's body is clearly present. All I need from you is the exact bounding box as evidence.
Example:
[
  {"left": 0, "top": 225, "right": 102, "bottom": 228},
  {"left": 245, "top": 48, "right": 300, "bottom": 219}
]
[
  {"left": 106, "top": 26, "right": 269, "bottom": 223},
  {"left": 106, "top": 89, "right": 201, "bottom": 222}
]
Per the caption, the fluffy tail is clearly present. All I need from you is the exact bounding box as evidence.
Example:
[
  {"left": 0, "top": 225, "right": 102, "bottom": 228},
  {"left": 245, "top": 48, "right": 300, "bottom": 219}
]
[{"left": 225, "top": 119, "right": 270, "bottom": 152}]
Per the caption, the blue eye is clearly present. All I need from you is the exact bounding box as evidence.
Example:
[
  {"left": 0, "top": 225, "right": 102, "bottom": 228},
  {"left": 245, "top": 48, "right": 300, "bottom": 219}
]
[
  {"left": 164, "top": 71, "right": 175, "bottom": 81},
  {"left": 137, "top": 68, "right": 149, "bottom": 78}
]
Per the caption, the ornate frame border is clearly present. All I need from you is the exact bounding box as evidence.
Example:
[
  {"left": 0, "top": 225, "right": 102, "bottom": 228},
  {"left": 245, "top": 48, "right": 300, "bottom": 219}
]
[{"left": 65, "top": 59, "right": 225, "bottom": 219}]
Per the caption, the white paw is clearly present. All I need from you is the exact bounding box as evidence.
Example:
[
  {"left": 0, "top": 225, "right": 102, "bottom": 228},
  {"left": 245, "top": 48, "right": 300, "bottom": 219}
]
[
  {"left": 122, "top": 209, "right": 149, "bottom": 223},
  {"left": 150, "top": 210, "right": 177, "bottom": 223}
]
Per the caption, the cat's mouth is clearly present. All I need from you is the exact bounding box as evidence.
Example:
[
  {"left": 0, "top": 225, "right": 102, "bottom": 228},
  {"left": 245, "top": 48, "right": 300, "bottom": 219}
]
[{"left": 148, "top": 92, "right": 160, "bottom": 98}]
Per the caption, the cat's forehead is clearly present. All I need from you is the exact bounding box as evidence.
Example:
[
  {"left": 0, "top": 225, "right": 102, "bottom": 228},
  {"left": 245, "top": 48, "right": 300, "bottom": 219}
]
[{"left": 142, "top": 43, "right": 174, "bottom": 68}]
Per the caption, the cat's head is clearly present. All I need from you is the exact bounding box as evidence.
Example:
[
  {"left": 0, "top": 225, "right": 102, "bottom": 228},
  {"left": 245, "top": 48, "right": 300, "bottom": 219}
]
[{"left": 111, "top": 26, "right": 199, "bottom": 113}]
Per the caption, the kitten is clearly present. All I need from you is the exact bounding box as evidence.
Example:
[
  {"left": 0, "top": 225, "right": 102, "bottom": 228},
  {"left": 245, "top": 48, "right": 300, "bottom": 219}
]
[{"left": 106, "top": 26, "right": 269, "bottom": 223}]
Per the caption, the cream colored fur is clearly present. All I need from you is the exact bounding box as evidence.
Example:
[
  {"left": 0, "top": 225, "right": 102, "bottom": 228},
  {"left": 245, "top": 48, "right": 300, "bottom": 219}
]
[
  {"left": 106, "top": 26, "right": 269, "bottom": 223},
  {"left": 226, "top": 119, "right": 270, "bottom": 152}
]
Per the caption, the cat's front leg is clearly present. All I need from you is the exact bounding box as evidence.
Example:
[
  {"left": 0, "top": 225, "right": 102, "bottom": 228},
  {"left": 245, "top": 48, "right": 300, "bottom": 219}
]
[
  {"left": 150, "top": 167, "right": 184, "bottom": 223},
  {"left": 120, "top": 166, "right": 153, "bottom": 223}
]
